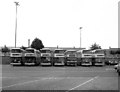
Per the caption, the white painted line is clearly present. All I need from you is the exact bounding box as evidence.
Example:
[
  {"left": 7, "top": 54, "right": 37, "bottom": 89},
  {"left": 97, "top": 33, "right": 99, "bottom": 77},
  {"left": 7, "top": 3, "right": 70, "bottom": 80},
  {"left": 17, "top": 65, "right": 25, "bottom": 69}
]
[
  {"left": 1, "top": 76, "right": 63, "bottom": 79},
  {"left": 42, "top": 77, "right": 64, "bottom": 80},
  {"left": 59, "top": 68, "right": 66, "bottom": 69},
  {"left": 78, "top": 71, "right": 105, "bottom": 72},
  {"left": 1, "top": 76, "right": 99, "bottom": 90},
  {"left": 106, "top": 68, "right": 115, "bottom": 71},
  {"left": 0, "top": 77, "right": 19, "bottom": 79},
  {"left": 52, "top": 70, "right": 107, "bottom": 73},
  {"left": 1, "top": 77, "right": 65, "bottom": 89},
  {"left": 0, "top": 77, "right": 46, "bottom": 89},
  {"left": 66, "top": 76, "right": 98, "bottom": 92}
]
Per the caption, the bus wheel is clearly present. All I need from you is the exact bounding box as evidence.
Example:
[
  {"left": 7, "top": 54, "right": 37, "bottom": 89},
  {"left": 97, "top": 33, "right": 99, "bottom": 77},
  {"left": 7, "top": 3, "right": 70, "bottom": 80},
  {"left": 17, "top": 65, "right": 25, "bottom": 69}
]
[
  {"left": 75, "top": 63, "right": 77, "bottom": 67},
  {"left": 35, "top": 63, "right": 39, "bottom": 66},
  {"left": 118, "top": 71, "right": 120, "bottom": 76},
  {"left": 21, "top": 63, "right": 24, "bottom": 66}
]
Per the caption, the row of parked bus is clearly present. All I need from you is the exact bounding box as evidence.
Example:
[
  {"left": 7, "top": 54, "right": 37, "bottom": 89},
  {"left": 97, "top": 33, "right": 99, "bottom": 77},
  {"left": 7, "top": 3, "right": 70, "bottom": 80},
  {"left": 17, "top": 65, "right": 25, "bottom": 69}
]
[{"left": 9, "top": 47, "right": 106, "bottom": 66}]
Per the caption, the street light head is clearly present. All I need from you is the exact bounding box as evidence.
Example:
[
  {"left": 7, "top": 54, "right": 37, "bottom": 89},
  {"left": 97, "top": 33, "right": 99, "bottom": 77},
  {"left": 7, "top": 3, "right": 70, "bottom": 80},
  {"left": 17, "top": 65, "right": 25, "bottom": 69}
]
[
  {"left": 14, "top": 2, "right": 19, "bottom": 6},
  {"left": 80, "top": 27, "right": 82, "bottom": 29}
]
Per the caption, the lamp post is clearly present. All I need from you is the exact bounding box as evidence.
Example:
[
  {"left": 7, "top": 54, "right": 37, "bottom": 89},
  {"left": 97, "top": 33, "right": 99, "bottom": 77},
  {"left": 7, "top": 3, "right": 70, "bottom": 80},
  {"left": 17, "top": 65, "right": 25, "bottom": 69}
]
[
  {"left": 28, "top": 39, "right": 30, "bottom": 47},
  {"left": 80, "top": 27, "right": 82, "bottom": 48},
  {"left": 14, "top": 2, "right": 19, "bottom": 48}
]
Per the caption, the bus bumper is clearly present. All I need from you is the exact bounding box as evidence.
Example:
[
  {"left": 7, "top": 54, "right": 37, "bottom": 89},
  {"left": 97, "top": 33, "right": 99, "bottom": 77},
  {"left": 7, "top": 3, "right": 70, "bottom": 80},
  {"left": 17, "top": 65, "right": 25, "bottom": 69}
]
[
  {"left": 24, "top": 63, "right": 35, "bottom": 65},
  {"left": 94, "top": 63, "right": 104, "bottom": 66},
  {"left": 54, "top": 63, "right": 64, "bottom": 66},
  {"left": 81, "top": 63, "right": 92, "bottom": 66},
  {"left": 66, "top": 61, "right": 77, "bottom": 65},
  {"left": 10, "top": 63, "right": 21, "bottom": 65},
  {"left": 41, "top": 63, "right": 52, "bottom": 65}
]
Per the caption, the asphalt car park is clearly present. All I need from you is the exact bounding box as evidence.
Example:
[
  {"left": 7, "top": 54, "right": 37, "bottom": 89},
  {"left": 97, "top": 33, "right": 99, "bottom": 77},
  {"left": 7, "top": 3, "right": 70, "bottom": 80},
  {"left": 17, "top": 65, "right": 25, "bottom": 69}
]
[{"left": 0, "top": 65, "right": 119, "bottom": 92}]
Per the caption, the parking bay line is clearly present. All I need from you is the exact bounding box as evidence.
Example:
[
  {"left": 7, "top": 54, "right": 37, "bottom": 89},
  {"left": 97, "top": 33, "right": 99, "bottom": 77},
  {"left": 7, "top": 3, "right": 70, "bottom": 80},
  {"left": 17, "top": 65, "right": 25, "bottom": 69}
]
[
  {"left": 0, "top": 77, "right": 51, "bottom": 90},
  {"left": 106, "top": 68, "right": 115, "bottom": 71},
  {"left": 66, "top": 76, "right": 98, "bottom": 92},
  {"left": 1, "top": 76, "right": 98, "bottom": 90},
  {"left": 1, "top": 76, "right": 68, "bottom": 89}
]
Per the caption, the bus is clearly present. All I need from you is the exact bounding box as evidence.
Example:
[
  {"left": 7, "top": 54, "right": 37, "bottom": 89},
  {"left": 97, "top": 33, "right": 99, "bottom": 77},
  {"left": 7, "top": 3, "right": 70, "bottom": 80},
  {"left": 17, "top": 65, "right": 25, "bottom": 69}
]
[
  {"left": 76, "top": 50, "right": 82, "bottom": 66},
  {"left": 10, "top": 48, "right": 24, "bottom": 66},
  {"left": 93, "top": 49, "right": 105, "bottom": 66},
  {"left": 53, "top": 49, "right": 66, "bottom": 66},
  {"left": 40, "top": 48, "right": 53, "bottom": 66},
  {"left": 106, "top": 55, "right": 118, "bottom": 65},
  {"left": 23, "top": 48, "right": 40, "bottom": 66},
  {"left": 81, "top": 50, "right": 93, "bottom": 66},
  {"left": 65, "top": 50, "right": 77, "bottom": 66}
]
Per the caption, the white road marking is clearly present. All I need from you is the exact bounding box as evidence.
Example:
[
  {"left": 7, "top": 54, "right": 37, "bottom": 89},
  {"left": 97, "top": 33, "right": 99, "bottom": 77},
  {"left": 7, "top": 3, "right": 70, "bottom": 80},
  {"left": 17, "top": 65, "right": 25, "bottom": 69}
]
[
  {"left": 0, "top": 77, "right": 19, "bottom": 79},
  {"left": 1, "top": 76, "right": 62, "bottom": 79},
  {"left": 1, "top": 76, "right": 97, "bottom": 90},
  {"left": 1, "top": 76, "right": 96, "bottom": 80},
  {"left": 59, "top": 68, "right": 66, "bottom": 69},
  {"left": 52, "top": 70, "right": 107, "bottom": 73},
  {"left": 0, "top": 77, "right": 48, "bottom": 89},
  {"left": 42, "top": 77, "right": 67, "bottom": 80},
  {"left": 106, "top": 68, "right": 115, "bottom": 71},
  {"left": 66, "top": 76, "right": 98, "bottom": 92},
  {"left": 1, "top": 76, "right": 66, "bottom": 89}
]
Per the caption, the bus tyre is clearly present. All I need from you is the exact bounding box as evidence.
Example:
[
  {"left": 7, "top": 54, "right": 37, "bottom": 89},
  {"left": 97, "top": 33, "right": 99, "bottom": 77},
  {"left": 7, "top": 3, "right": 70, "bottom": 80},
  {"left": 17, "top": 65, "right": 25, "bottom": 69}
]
[
  {"left": 65, "top": 62, "right": 67, "bottom": 66},
  {"left": 75, "top": 63, "right": 77, "bottom": 67},
  {"left": 118, "top": 72, "right": 120, "bottom": 76},
  {"left": 21, "top": 63, "right": 24, "bottom": 66},
  {"left": 35, "top": 63, "right": 39, "bottom": 66}
]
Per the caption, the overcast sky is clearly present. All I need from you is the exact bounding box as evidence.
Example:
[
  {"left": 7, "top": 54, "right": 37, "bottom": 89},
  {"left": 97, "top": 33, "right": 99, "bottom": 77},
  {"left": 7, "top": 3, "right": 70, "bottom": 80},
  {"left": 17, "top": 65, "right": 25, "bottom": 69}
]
[{"left": 0, "top": 0, "right": 119, "bottom": 49}]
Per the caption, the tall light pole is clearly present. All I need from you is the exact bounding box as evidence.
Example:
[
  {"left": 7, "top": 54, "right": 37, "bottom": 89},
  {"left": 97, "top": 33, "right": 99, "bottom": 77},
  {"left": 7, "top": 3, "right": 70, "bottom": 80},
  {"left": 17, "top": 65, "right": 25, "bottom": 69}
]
[
  {"left": 80, "top": 27, "right": 82, "bottom": 48},
  {"left": 28, "top": 39, "right": 30, "bottom": 47},
  {"left": 14, "top": 2, "right": 19, "bottom": 47}
]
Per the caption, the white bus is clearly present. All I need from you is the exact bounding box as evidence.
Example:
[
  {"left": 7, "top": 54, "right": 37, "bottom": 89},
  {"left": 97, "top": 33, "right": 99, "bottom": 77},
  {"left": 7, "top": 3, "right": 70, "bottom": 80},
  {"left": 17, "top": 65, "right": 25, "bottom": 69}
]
[
  {"left": 76, "top": 50, "right": 83, "bottom": 66},
  {"left": 40, "top": 48, "right": 53, "bottom": 66},
  {"left": 53, "top": 49, "right": 66, "bottom": 66},
  {"left": 10, "top": 48, "right": 24, "bottom": 66},
  {"left": 81, "top": 50, "right": 93, "bottom": 66},
  {"left": 65, "top": 50, "right": 77, "bottom": 66},
  {"left": 23, "top": 48, "right": 40, "bottom": 66},
  {"left": 93, "top": 49, "right": 105, "bottom": 66}
]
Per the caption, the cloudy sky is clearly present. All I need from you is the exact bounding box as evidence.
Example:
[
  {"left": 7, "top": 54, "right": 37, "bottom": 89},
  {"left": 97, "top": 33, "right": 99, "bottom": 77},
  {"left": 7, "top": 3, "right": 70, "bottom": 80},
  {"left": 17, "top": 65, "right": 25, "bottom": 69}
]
[{"left": 0, "top": 0, "right": 119, "bottom": 49}]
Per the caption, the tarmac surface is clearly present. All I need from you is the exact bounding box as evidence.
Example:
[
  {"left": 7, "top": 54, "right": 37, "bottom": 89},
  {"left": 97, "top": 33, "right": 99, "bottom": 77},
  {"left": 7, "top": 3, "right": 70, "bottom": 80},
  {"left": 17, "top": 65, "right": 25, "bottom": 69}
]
[{"left": 0, "top": 65, "right": 119, "bottom": 92}]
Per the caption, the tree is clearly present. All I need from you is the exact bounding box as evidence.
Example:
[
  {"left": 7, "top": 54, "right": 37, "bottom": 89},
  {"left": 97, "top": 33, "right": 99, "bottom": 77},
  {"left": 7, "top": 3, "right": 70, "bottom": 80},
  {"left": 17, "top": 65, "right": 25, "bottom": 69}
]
[
  {"left": 90, "top": 43, "right": 101, "bottom": 50},
  {"left": 31, "top": 38, "right": 44, "bottom": 50},
  {"left": 21, "top": 46, "right": 27, "bottom": 50},
  {"left": 1, "top": 45, "right": 10, "bottom": 56},
  {"left": 1, "top": 45, "right": 10, "bottom": 53}
]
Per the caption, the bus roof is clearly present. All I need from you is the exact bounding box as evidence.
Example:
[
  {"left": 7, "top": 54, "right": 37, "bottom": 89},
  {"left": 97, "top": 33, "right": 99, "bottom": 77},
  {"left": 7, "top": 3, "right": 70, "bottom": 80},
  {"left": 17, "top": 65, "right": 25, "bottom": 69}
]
[
  {"left": 54, "top": 49, "right": 65, "bottom": 51},
  {"left": 65, "top": 49, "right": 76, "bottom": 52},
  {"left": 82, "top": 50, "right": 93, "bottom": 54},
  {"left": 40, "top": 48, "right": 50, "bottom": 50},
  {"left": 94, "top": 49, "right": 105, "bottom": 53},
  {"left": 26, "top": 48, "right": 35, "bottom": 50},
  {"left": 25, "top": 48, "right": 37, "bottom": 52},
  {"left": 10, "top": 48, "right": 25, "bottom": 51},
  {"left": 77, "top": 50, "right": 83, "bottom": 53},
  {"left": 10, "top": 47, "right": 21, "bottom": 50}
]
